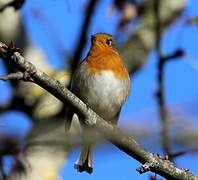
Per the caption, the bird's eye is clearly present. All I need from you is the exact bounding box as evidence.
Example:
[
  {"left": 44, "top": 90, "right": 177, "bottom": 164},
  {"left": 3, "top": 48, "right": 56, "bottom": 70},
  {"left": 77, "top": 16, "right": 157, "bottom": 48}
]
[{"left": 106, "top": 39, "right": 113, "bottom": 46}]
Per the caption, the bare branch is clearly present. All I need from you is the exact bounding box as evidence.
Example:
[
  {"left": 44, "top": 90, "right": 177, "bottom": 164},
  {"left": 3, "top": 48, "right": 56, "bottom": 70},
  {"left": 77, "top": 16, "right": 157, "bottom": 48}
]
[
  {"left": 0, "top": 0, "right": 26, "bottom": 12},
  {"left": 0, "top": 41, "right": 197, "bottom": 179},
  {"left": 162, "top": 49, "right": 184, "bottom": 62},
  {"left": 0, "top": 72, "right": 23, "bottom": 81},
  {"left": 119, "top": 0, "right": 186, "bottom": 75},
  {"left": 170, "top": 148, "right": 198, "bottom": 159},
  {"left": 70, "top": 0, "right": 99, "bottom": 74},
  {"left": 154, "top": 0, "right": 172, "bottom": 159}
]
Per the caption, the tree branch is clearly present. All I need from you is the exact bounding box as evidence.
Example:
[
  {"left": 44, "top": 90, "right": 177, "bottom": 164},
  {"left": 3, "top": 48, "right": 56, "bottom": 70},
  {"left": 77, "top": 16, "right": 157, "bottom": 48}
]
[
  {"left": 119, "top": 0, "right": 186, "bottom": 75},
  {"left": 0, "top": 0, "right": 26, "bottom": 12},
  {"left": 154, "top": 0, "right": 172, "bottom": 158},
  {"left": 69, "top": 0, "right": 99, "bottom": 74},
  {"left": 0, "top": 42, "right": 197, "bottom": 179}
]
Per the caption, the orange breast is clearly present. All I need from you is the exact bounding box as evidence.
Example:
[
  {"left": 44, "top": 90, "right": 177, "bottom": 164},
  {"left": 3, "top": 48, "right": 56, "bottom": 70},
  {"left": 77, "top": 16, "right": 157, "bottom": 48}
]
[{"left": 86, "top": 50, "right": 129, "bottom": 80}]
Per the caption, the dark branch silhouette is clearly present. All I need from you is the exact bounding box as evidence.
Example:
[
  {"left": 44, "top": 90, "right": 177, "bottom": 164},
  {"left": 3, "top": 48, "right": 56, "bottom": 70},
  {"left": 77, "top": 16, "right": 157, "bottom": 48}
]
[
  {"left": 154, "top": 0, "right": 172, "bottom": 159},
  {"left": 0, "top": 0, "right": 26, "bottom": 12},
  {"left": 69, "top": 0, "right": 99, "bottom": 74}
]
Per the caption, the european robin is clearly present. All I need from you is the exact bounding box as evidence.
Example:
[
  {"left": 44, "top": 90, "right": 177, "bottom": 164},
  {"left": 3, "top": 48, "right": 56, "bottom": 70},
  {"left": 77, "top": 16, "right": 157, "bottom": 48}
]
[{"left": 66, "top": 33, "right": 131, "bottom": 174}]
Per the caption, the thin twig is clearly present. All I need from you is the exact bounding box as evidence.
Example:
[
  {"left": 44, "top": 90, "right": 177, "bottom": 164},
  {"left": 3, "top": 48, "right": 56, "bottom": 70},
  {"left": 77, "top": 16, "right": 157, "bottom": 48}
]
[
  {"left": 154, "top": 0, "right": 172, "bottom": 159},
  {"left": 162, "top": 49, "right": 184, "bottom": 62},
  {"left": 0, "top": 72, "right": 23, "bottom": 81},
  {"left": 169, "top": 148, "right": 198, "bottom": 159},
  {"left": 70, "top": 0, "right": 99, "bottom": 74}
]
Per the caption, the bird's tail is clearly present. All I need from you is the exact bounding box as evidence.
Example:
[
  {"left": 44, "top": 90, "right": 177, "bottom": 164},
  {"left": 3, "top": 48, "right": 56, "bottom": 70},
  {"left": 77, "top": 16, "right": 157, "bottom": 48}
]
[{"left": 74, "top": 144, "right": 94, "bottom": 174}]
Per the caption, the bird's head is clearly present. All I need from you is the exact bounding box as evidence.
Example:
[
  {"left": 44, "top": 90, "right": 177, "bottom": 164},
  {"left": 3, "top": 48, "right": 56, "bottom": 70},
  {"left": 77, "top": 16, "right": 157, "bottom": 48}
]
[{"left": 90, "top": 33, "right": 117, "bottom": 51}]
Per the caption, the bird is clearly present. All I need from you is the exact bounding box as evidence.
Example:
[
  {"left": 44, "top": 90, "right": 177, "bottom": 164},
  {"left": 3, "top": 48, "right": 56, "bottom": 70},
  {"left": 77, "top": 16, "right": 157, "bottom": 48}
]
[{"left": 66, "top": 33, "right": 131, "bottom": 174}]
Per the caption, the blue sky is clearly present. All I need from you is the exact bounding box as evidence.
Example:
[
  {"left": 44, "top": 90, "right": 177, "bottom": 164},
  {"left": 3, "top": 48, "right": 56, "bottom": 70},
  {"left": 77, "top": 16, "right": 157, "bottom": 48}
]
[{"left": 0, "top": 0, "right": 198, "bottom": 179}]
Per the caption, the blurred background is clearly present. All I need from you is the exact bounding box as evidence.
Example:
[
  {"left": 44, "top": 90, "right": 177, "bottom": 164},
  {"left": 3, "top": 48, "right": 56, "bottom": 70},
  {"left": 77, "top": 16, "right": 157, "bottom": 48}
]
[{"left": 0, "top": 0, "right": 198, "bottom": 179}]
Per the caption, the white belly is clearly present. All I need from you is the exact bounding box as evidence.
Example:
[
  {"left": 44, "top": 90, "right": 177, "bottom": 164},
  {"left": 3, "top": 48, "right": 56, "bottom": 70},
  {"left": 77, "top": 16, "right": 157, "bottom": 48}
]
[{"left": 72, "top": 65, "right": 130, "bottom": 121}]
